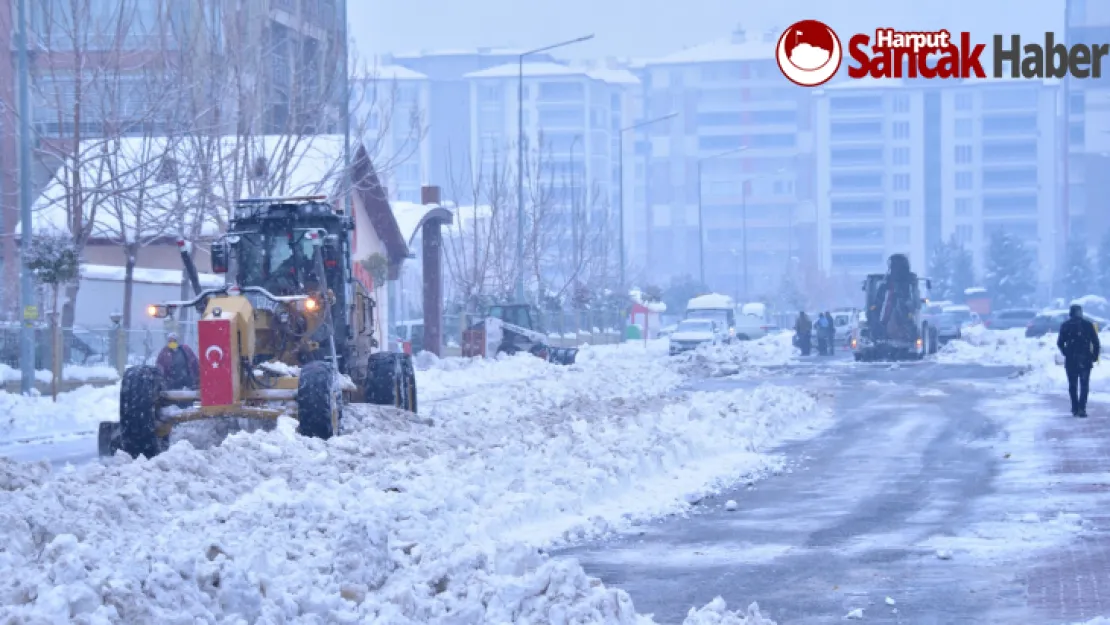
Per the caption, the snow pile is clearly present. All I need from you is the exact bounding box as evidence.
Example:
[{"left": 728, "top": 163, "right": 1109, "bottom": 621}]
[
  {"left": 936, "top": 327, "right": 1048, "bottom": 367},
  {"left": 936, "top": 326, "right": 1110, "bottom": 393},
  {"left": 0, "top": 384, "right": 119, "bottom": 443},
  {"left": 674, "top": 332, "right": 796, "bottom": 377},
  {"left": 0, "top": 377, "right": 821, "bottom": 622},
  {"left": 415, "top": 340, "right": 675, "bottom": 403},
  {"left": 0, "top": 364, "right": 119, "bottom": 384}
]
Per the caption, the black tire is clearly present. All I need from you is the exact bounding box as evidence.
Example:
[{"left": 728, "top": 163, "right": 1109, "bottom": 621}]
[
  {"left": 297, "top": 361, "right": 339, "bottom": 439},
  {"left": 400, "top": 353, "right": 417, "bottom": 413},
  {"left": 119, "top": 365, "right": 164, "bottom": 459},
  {"left": 366, "top": 352, "right": 404, "bottom": 408},
  {"left": 736, "top": 334, "right": 750, "bottom": 341}
]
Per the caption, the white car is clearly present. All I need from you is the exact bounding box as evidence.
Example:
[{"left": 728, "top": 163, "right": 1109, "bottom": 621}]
[{"left": 668, "top": 319, "right": 724, "bottom": 355}]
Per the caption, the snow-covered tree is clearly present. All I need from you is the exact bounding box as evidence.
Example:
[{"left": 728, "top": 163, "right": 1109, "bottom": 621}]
[
  {"left": 26, "top": 234, "right": 80, "bottom": 399},
  {"left": 950, "top": 240, "right": 975, "bottom": 303},
  {"left": 927, "top": 240, "right": 954, "bottom": 300},
  {"left": 1064, "top": 236, "right": 1094, "bottom": 302},
  {"left": 927, "top": 236, "right": 975, "bottom": 302},
  {"left": 985, "top": 231, "right": 1037, "bottom": 308},
  {"left": 663, "top": 275, "right": 709, "bottom": 316}
]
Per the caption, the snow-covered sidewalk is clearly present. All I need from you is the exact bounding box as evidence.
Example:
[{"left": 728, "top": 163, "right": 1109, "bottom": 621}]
[{"left": 0, "top": 341, "right": 817, "bottom": 623}]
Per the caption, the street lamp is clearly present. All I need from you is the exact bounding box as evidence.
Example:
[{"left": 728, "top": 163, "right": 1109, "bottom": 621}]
[
  {"left": 618, "top": 112, "right": 676, "bottom": 296},
  {"left": 696, "top": 146, "right": 748, "bottom": 286},
  {"left": 515, "top": 34, "right": 595, "bottom": 304}
]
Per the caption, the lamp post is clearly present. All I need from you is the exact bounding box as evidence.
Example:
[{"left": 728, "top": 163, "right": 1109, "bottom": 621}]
[
  {"left": 516, "top": 34, "right": 594, "bottom": 304},
  {"left": 696, "top": 146, "right": 749, "bottom": 286},
  {"left": 618, "top": 112, "right": 676, "bottom": 295}
]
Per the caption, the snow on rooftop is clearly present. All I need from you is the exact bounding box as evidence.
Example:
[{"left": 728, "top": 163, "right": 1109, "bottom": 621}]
[
  {"left": 464, "top": 61, "right": 587, "bottom": 80},
  {"left": 1073, "top": 294, "right": 1109, "bottom": 308},
  {"left": 390, "top": 47, "right": 527, "bottom": 59},
  {"left": 81, "top": 263, "right": 224, "bottom": 288},
  {"left": 584, "top": 67, "right": 640, "bottom": 85},
  {"left": 687, "top": 293, "right": 735, "bottom": 310},
  {"left": 361, "top": 64, "right": 427, "bottom": 81},
  {"left": 965, "top": 287, "right": 988, "bottom": 295},
  {"left": 648, "top": 37, "right": 775, "bottom": 65},
  {"left": 24, "top": 135, "right": 353, "bottom": 241}
]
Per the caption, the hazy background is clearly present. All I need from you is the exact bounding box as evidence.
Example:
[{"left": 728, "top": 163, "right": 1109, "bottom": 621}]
[{"left": 351, "top": 0, "right": 1064, "bottom": 61}]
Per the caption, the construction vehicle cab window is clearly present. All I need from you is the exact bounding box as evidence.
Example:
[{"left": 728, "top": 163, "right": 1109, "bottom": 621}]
[{"left": 98, "top": 196, "right": 418, "bottom": 460}]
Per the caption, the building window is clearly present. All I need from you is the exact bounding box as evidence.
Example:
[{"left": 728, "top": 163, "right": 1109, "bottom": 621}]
[
  {"left": 892, "top": 95, "right": 910, "bottom": 113},
  {"left": 955, "top": 145, "right": 973, "bottom": 163},
  {"left": 894, "top": 227, "right": 910, "bottom": 244},
  {"left": 893, "top": 173, "right": 910, "bottom": 190},
  {"left": 955, "top": 224, "right": 973, "bottom": 243},
  {"left": 1071, "top": 121, "right": 1086, "bottom": 147},
  {"left": 955, "top": 93, "right": 973, "bottom": 111},
  {"left": 982, "top": 114, "right": 1038, "bottom": 136},
  {"left": 955, "top": 118, "right": 972, "bottom": 138},
  {"left": 955, "top": 171, "right": 973, "bottom": 190},
  {"left": 892, "top": 121, "right": 910, "bottom": 139},
  {"left": 537, "top": 81, "right": 584, "bottom": 101},
  {"left": 892, "top": 147, "right": 909, "bottom": 165},
  {"left": 478, "top": 84, "right": 503, "bottom": 104},
  {"left": 893, "top": 199, "right": 910, "bottom": 217},
  {"left": 1071, "top": 92, "right": 1085, "bottom": 115},
  {"left": 955, "top": 198, "right": 972, "bottom": 216}
]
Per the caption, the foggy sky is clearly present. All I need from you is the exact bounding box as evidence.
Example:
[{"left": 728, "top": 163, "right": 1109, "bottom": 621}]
[{"left": 350, "top": 0, "right": 1064, "bottom": 62}]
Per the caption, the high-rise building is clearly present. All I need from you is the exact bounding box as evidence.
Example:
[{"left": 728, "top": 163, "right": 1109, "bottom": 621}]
[
  {"left": 352, "top": 65, "right": 430, "bottom": 203},
  {"left": 815, "top": 78, "right": 1061, "bottom": 294},
  {"left": 461, "top": 61, "right": 638, "bottom": 282},
  {"left": 637, "top": 27, "right": 817, "bottom": 300},
  {"left": 1066, "top": 0, "right": 1110, "bottom": 248}
]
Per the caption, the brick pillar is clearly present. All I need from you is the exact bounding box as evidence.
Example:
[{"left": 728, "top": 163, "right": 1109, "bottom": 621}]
[{"left": 421, "top": 185, "right": 443, "bottom": 356}]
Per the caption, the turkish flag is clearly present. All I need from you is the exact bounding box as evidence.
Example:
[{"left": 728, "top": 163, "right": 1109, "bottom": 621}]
[{"left": 198, "top": 318, "right": 235, "bottom": 406}]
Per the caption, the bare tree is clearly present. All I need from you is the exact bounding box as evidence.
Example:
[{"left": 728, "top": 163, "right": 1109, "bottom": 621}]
[
  {"left": 442, "top": 143, "right": 515, "bottom": 314},
  {"left": 29, "top": 0, "right": 185, "bottom": 335}
]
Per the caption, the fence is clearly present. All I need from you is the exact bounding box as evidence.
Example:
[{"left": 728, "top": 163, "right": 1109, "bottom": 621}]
[{"left": 0, "top": 321, "right": 197, "bottom": 373}]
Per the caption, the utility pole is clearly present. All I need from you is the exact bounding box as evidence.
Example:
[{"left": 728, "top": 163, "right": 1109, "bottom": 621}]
[
  {"left": 340, "top": 0, "right": 351, "bottom": 216},
  {"left": 17, "top": 0, "right": 35, "bottom": 394},
  {"left": 741, "top": 179, "right": 750, "bottom": 301}
]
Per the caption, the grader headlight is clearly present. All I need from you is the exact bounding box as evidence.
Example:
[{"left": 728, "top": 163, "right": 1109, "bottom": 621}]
[{"left": 302, "top": 297, "right": 320, "bottom": 313}]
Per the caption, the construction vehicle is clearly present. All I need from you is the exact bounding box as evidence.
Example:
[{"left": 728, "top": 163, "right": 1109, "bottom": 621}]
[
  {"left": 461, "top": 303, "right": 577, "bottom": 365},
  {"left": 852, "top": 253, "right": 939, "bottom": 362},
  {"left": 98, "top": 195, "right": 417, "bottom": 459}
]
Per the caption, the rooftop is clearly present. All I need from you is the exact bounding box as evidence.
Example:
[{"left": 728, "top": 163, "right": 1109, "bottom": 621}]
[
  {"left": 390, "top": 47, "right": 529, "bottom": 60},
  {"left": 464, "top": 61, "right": 639, "bottom": 84},
  {"left": 647, "top": 30, "right": 778, "bottom": 65},
  {"left": 358, "top": 64, "right": 428, "bottom": 81}
]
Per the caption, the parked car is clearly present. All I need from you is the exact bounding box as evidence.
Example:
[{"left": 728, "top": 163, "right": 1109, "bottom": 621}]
[
  {"left": 1026, "top": 310, "right": 1109, "bottom": 338},
  {"left": 655, "top": 323, "right": 678, "bottom": 339},
  {"left": 985, "top": 308, "right": 1038, "bottom": 330},
  {"left": 669, "top": 319, "right": 724, "bottom": 355},
  {"left": 933, "top": 312, "right": 964, "bottom": 344},
  {"left": 940, "top": 304, "right": 981, "bottom": 328}
]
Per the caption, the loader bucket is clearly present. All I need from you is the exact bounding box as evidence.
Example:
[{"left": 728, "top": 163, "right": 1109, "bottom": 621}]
[
  {"left": 547, "top": 347, "right": 578, "bottom": 365},
  {"left": 98, "top": 421, "right": 122, "bottom": 457}
]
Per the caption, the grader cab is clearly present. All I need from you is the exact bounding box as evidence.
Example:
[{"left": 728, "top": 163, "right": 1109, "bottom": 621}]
[{"left": 99, "top": 195, "right": 417, "bottom": 458}]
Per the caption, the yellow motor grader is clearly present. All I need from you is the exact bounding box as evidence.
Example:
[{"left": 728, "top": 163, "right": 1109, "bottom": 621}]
[{"left": 98, "top": 195, "right": 417, "bottom": 458}]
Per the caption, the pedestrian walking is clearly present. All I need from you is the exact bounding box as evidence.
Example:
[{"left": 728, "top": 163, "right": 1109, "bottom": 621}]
[
  {"left": 1057, "top": 304, "right": 1100, "bottom": 417},
  {"left": 816, "top": 313, "right": 830, "bottom": 356},
  {"left": 795, "top": 312, "right": 813, "bottom": 356},
  {"left": 823, "top": 311, "right": 837, "bottom": 353}
]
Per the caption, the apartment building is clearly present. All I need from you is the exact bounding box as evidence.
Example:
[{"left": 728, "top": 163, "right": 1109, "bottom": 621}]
[
  {"left": 815, "top": 80, "right": 928, "bottom": 277},
  {"left": 0, "top": 0, "right": 345, "bottom": 308},
  {"left": 638, "top": 27, "right": 817, "bottom": 299},
  {"left": 1066, "top": 0, "right": 1110, "bottom": 247},
  {"left": 462, "top": 61, "right": 638, "bottom": 279},
  {"left": 815, "top": 78, "right": 1061, "bottom": 289},
  {"left": 384, "top": 48, "right": 556, "bottom": 194},
  {"left": 352, "top": 65, "right": 430, "bottom": 203}
]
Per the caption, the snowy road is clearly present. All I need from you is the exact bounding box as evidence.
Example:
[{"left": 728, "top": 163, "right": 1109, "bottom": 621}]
[{"left": 563, "top": 357, "right": 1060, "bottom": 624}]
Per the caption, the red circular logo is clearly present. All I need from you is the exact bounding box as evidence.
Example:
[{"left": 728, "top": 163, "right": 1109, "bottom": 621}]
[{"left": 776, "top": 20, "right": 842, "bottom": 87}]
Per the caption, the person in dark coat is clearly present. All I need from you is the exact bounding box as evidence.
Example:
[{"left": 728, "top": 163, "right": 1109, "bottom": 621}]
[
  {"left": 815, "top": 312, "right": 830, "bottom": 355},
  {"left": 823, "top": 311, "right": 837, "bottom": 353},
  {"left": 795, "top": 312, "right": 813, "bottom": 356},
  {"left": 1057, "top": 304, "right": 1100, "bottom": 417},
  {"left": 155, "top": 332, "right": 200, "bottom": 391}
]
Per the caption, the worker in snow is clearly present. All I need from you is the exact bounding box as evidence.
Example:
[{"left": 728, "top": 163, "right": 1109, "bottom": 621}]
[
  {"left": 795, "top": 312, "right": 812, "bottom": 356},
  {"left": 1057, "top": 304, "right": 1100, "bottom": 418},
  {"left": 156, "top": 332, "right": 200, "bottom": 392},
  {"left": 815, "top": 312, "right": 831, "bottom": 355}
]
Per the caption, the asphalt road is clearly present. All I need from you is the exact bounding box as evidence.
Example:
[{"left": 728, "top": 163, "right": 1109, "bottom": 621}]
[{"left": 561, "top": 353, "right": 1038, "bottom": 624}]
